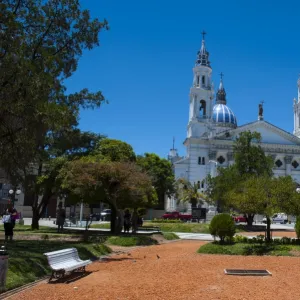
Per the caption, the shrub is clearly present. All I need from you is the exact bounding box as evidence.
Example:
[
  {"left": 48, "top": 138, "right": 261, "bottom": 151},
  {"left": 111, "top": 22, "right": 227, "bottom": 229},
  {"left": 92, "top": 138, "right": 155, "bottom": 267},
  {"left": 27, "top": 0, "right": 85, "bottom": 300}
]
[
  {"left": 162, "top": 232, "right": 180, "bottom": 240},
  {"left": 234, "top": 235, "right": 249, "bottom": 243},
  {"left": 209, "top": 213, "right": 236, "bottom": 243},
  {"left": 295, "top": 216, "right": 300, "bottom": 239}
]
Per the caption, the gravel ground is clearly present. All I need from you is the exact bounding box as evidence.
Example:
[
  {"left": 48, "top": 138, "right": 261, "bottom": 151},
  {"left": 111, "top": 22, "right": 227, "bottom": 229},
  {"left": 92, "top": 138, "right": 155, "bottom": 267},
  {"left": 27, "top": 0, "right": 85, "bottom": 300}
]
[{"left": 9, "top": 240, "right": 300, "bottom": 300}]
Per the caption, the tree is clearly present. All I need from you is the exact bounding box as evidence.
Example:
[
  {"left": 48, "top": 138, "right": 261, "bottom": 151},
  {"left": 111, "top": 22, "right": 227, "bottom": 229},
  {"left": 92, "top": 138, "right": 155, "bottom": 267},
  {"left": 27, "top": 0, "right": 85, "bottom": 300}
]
[
  {"left": 27, "top": 131, "right": 103, "bottom": 229},
  {"left": 0, "top": 0, "right": 108, "bottom": 228},
  {"left": 137, "top": 153, "right": 175, "bottom": 209},
  {"left": 175, "top": 178, "right": 206, "bottom": 208},
  {"left": 206, "top": 131, "right": 274, "bottom": 226},
  {"left": 59, "top": 160, "right": 157, "bottom": 234},
  {"left": 92, "top": 139, "right": 136, "bottom": 162},
  {"left": 234, "top": 131, "right": 273, "bottom": 177},
  {"left": 225, "top": 175, "right": 300, "bottom": 241}
]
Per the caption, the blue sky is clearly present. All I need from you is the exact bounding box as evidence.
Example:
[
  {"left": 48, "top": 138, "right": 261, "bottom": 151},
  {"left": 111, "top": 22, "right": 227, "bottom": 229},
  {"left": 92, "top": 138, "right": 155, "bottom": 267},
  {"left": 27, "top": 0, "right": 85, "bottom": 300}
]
[{"left": 65, "top": 0, "right": 300, "bottom": 159}]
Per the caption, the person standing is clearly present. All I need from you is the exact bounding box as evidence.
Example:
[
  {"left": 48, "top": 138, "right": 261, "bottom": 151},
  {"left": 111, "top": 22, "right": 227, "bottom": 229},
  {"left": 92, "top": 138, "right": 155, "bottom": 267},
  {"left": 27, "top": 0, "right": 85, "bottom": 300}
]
[
  {"left": 123, "top": 209, "right": 131, "bottom": 233},
  {"left": 56, "top": 202, "right": 66, "bottom": 233},
  {"left": 2, "top": 207, "right": 17, "bottom": 241}
]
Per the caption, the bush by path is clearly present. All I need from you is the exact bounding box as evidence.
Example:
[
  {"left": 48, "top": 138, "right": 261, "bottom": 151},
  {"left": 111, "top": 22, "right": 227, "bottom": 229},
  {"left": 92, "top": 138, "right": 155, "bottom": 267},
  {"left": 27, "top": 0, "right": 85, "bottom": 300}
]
[
  {"left": 3, "top": 240, "right": 111, "bottom": 292},
  {"left": 162, "top": 232, "right": 180, "bottom": 240},
  {"left": 197, "top": 242, "right": 300, "bottom": 256}
]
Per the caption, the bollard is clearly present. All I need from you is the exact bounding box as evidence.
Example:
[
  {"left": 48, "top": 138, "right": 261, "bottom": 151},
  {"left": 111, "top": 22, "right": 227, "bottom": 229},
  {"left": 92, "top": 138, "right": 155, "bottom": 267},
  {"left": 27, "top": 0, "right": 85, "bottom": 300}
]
[{"left": 0, "top": 245, "right": 8, "bottom": 293}]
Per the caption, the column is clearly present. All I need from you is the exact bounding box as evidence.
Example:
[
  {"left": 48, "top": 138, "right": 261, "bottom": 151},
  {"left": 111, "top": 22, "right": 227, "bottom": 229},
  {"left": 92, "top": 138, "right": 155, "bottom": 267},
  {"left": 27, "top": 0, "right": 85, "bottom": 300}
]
[
  {"left": 285, "top": 156, "right": 292, "bottom": 175},
  {"left": 227, "top": 152, "right": 234, "bottom": 166}
]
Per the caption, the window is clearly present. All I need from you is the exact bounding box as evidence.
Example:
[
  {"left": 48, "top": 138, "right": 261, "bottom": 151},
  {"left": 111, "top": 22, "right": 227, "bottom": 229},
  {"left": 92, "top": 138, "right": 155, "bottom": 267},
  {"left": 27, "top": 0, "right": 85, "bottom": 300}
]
[
  {"left": 197, "top": 181, "right": 200, "bottom": 188},
  {"left": 197, "top": 76, "right": 200, "bottom": 86},
  {"left": 199, "top": 100, "right": 206, "bottom": 117},
  {"left": 198, "top": 157, "right": 205, "bottom": 165},
  {"left": 202, "top": 76, "right": 205, "bottom": 85},
  {"left": 201, "top": 181, "right": 204, "bottom": 188}
]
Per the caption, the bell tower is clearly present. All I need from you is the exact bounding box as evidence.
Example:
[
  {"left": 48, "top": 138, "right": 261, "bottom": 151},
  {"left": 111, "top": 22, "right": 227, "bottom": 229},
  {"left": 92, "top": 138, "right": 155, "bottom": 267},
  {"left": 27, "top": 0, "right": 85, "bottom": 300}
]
[
  {"left": 187, "top": 31, "right": 214, "bottom": 138},
  {"left": 293, "top": 76, "right": 300, "bottom": 138}
]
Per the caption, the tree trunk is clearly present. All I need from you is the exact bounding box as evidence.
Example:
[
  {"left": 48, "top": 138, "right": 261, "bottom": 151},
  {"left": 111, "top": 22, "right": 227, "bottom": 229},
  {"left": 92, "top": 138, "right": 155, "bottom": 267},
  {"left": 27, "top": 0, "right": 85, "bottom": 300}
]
[
  {"left": 110, "top": 204, "right": 117, "bottom": 234},
  {"left": 31, "top": 208, "right": 40, "bottom": 230},
  {"left": 132, "top": 208, "right": 138, "bottom": 234},
  {"left": 266, "top": 217, "right": 271, "bottom": 242},
  {"left": 246, "top": 214, "right": 254, "bottom": 226}
]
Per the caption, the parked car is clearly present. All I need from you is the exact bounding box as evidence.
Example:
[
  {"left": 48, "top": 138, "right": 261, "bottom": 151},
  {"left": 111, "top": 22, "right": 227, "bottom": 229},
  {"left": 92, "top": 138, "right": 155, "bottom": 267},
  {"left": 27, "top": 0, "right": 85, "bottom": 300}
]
[
  {"left": 100, "top": 209, "right": 111, "bottom": 221},
  {"left": 162, "top": 211, "right": 192, "bottom": 221},
  {"left": 262, "top": 213, "right": 288, "bottom": 224},
  {"left": 90, "top": 213, "right": 101, "bottom": 221},
  {"left": 233, "top": 215, "right": 247, "bottom": 223}
]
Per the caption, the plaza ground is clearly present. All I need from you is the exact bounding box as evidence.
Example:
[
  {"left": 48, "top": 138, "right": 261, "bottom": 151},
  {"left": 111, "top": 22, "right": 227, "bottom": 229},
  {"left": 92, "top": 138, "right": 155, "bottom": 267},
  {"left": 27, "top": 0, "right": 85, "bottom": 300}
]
[{"left": 10, "top": 240, "right": 300, "bottom": 300}]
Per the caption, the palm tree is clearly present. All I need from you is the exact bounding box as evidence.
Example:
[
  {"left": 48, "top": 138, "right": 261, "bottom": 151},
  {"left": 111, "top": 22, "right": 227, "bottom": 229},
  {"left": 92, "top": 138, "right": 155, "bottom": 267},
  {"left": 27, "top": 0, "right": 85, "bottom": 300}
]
[{"left": 175, "top": 178, "right": 206, "bottom": 208}]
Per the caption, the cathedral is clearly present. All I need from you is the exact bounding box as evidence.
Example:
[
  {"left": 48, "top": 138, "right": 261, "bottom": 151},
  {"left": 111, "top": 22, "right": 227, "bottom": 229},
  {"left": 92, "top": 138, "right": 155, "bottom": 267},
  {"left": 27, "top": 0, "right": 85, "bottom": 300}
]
[{"left": 167, "top": 33, "right": 300, "bottom": 212}]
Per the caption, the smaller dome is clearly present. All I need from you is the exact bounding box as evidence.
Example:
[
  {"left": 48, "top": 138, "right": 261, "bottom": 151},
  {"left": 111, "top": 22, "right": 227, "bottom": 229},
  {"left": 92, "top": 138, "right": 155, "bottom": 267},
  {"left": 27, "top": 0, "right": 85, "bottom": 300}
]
[{"left": 212, "top": 104, "right": 237, "bottom": 128}]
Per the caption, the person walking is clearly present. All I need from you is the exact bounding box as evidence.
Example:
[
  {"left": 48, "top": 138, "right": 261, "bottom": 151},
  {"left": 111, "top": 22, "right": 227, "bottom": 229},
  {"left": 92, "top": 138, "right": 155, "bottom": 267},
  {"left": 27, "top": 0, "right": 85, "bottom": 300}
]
[{"left": 56, "top": 202, "right": 66, "bottom": 233}]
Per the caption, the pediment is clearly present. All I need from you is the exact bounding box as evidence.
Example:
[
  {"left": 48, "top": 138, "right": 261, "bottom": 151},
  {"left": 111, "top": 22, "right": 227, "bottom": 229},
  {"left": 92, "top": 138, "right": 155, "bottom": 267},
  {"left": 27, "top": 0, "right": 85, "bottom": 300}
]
[{"left": 216, "top": 120, "right": 300, "bottom": 146}]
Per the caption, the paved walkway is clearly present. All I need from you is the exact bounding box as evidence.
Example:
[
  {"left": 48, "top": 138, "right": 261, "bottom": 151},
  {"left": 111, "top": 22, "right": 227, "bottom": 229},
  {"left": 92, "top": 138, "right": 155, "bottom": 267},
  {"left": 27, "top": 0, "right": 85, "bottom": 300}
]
[{"left": 22, "top": 218, "right": 296, "bottom": 241}]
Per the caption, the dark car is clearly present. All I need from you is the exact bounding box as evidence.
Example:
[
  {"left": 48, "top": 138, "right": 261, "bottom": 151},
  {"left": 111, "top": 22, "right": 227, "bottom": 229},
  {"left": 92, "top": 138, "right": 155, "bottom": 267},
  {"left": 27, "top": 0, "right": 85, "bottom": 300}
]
[{"left": 90, "top": 213, "right": 101, "bottom": 221}]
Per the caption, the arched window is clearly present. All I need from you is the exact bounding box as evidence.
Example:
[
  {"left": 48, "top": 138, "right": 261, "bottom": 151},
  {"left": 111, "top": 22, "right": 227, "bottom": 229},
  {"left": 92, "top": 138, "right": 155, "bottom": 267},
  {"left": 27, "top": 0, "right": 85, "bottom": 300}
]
[
  {"left": 196, "top": 76, "right": 200, "bottom": 87},
  {"left": 199, "top": 100, "right": 206, "bottom": 117},
  {"left": 202, "top": 76, "right": 205, "bottom": 85}
]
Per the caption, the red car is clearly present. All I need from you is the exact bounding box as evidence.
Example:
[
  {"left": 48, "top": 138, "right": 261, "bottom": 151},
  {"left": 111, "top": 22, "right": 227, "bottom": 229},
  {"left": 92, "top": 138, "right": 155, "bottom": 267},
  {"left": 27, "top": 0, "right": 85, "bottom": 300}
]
[
  {"left": 233, "top": 215, "right": 247, "bottom": 223},
  {"left": 162, "top": 211, "right": 192, "bottom": 221}
]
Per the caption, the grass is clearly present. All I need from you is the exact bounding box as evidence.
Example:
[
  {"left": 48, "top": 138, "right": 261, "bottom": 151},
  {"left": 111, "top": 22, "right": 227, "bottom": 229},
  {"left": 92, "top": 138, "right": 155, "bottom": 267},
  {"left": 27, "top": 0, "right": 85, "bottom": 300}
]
[
  {"left": 2, "top": 239, "right": 112, "bottom": 292},
  {"left": 91, "top": 222, "right": 211, "bottom": 233},
  {"left": 197, "top": 242, "right": 300, "bottom": 256},
  {"left": 106, "top": 236, "right": 158, "bottom": 247},
  {"left": 162, "top": 232, "right": 180, "bottom": 240}
]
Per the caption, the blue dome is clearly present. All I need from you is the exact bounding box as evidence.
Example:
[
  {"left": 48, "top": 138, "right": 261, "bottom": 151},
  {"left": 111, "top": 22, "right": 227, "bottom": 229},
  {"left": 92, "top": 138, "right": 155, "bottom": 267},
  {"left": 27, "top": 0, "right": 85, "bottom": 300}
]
[{"left": 212, "top": 104, "right": 237, "bottom": 128}]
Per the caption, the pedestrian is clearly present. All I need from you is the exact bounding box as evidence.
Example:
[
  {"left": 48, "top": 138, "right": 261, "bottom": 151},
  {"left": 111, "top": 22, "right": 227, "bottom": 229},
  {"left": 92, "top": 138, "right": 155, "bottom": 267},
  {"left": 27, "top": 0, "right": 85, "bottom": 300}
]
[
  {"left": 2, "top": 207, "right": 17, "bottom": 241},
  {"left": 124, "top": 209, "right": 131, "bottom": 233},
  {"left": 56, "top": 202, "right": 66, "bottom": 233}
]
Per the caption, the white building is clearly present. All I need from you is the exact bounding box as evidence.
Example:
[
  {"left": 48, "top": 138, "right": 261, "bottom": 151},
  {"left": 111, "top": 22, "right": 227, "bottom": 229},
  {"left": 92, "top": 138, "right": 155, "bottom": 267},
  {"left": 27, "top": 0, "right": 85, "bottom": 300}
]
[{"left": 167, "top": 33, "right": 300, "bottom": 212}]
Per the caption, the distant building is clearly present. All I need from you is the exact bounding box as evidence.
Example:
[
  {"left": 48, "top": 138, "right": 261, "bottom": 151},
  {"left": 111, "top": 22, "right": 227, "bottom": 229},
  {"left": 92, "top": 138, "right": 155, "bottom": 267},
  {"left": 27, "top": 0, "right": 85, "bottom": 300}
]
[{"left": 168, "top": 33, "right": 300, "bottom": 212}]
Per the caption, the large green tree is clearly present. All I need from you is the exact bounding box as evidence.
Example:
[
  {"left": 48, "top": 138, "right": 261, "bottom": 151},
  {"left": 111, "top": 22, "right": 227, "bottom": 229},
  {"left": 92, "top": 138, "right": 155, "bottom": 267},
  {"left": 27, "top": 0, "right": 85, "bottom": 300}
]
[
  {"left": 206, "top": 131, "right": 273, "bottom": 226},
  {"left": 92, "top": 138, "right": 136, "bottom": 162},
  {"left": 60, "top": 160, "right": 157, "bottom": 233},
  {"left": 0, "top": 0, "right": 108, "bottom": 228},
  {"left": 137, "top": 153, "right": 175, "bottom": 209}
]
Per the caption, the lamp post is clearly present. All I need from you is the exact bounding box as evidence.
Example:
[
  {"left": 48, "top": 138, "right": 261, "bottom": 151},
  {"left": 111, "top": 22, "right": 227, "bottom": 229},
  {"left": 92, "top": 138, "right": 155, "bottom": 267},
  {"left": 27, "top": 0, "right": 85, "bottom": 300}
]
[{"left": 8, "top": 188, "right": 21, "bottom": 207}]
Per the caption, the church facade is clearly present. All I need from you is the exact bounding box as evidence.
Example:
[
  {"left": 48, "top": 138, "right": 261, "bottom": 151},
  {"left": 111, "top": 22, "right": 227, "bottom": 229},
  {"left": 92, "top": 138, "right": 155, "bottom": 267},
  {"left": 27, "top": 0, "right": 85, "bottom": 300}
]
[{"left": 167, "top": 34, "right": 300, "bottom": 212}]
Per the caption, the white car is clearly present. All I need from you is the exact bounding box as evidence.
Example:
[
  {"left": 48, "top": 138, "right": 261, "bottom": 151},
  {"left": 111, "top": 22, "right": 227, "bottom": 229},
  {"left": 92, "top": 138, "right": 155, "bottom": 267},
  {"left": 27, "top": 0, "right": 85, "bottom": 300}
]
[{"left": 262, "top": 213, "right": 288, "bottom": 224}]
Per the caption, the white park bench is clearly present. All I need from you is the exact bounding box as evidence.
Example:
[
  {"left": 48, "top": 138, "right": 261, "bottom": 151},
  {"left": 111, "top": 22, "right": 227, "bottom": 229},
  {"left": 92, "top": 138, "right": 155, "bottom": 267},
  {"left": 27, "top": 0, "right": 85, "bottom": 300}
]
[{"left": 44, "top": 248, "right": 92, "bottom": 282}]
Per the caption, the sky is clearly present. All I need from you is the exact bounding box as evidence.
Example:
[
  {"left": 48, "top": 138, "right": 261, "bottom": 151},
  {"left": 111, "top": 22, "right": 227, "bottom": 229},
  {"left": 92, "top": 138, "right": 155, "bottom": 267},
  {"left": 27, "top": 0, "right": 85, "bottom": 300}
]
[{"left": 65, "top": 0, "right": 300, "bottom": 159}]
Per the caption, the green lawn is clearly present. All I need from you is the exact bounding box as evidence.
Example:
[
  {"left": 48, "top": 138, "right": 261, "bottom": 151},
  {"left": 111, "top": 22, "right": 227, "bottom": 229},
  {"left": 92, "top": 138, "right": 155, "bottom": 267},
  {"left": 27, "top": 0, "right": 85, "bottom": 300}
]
[
  {"left": 2, "top": 240, "right": 111, "bottom": 292},
  {"left": 162, "top": 232, "right": 180, "bottom": 240},
  {"left": 106, "top": 236, "right": 158, "bottom": 247},
  {"left": 91, "top": 222, "right": 210, "bottom": 233},
  {"left": 197, "top": 242, "right": 300, "bottom": 256}
]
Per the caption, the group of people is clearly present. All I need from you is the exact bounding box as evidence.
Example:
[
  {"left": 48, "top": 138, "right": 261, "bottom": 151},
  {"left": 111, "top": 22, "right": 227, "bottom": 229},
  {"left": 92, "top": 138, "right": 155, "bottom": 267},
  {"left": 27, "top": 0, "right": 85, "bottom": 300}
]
[
  {"left": 123, "top": 209, "right": 143, "bottom": 233},
  {"left": 2, "top": 206, "right": 18, "bottom": 241}
]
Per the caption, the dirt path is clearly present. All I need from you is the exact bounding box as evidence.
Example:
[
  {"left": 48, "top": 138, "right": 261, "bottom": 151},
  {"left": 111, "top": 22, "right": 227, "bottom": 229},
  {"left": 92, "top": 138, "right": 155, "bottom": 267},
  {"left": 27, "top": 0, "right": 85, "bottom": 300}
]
[
  {"left": 240, "top": 231, "right": 297, "bottom": 238},
  {"left": 8, "top": 240, "right": 300, "bottom": 300}
]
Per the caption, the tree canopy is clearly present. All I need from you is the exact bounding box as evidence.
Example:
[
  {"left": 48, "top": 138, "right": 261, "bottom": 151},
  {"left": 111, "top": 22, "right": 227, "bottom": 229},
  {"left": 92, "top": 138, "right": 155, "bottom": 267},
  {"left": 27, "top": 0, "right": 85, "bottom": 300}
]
[
  {"left": 0, "top": 0, "right": 108, "bottom": 228},
  {"left": 137, "top": 153, "right": 175, "bottom": 209}
]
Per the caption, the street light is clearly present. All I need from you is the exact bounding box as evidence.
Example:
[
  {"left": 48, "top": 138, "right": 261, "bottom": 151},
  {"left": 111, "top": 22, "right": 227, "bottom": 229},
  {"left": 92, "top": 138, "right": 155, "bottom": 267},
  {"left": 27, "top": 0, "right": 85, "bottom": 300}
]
[{"left": 8, "top": 188, "right": 21, "bottom": 206}]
